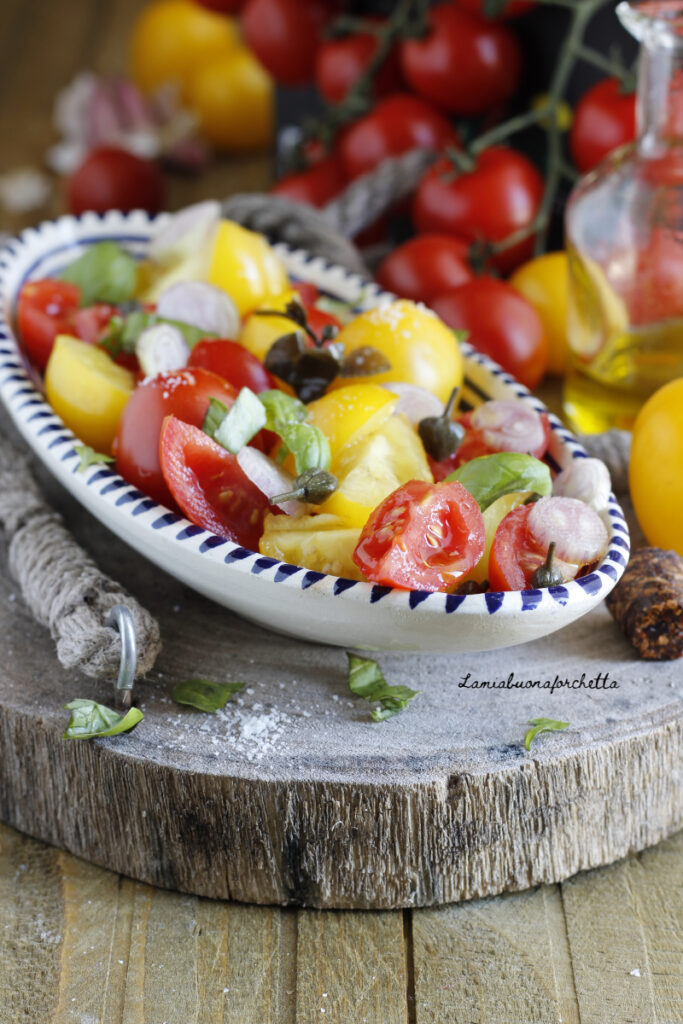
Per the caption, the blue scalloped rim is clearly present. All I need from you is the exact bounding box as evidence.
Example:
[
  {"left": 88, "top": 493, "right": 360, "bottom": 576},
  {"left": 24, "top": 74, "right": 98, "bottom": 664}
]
[{"left": 0, "top": 209, "right": 630, "bottom": 619}]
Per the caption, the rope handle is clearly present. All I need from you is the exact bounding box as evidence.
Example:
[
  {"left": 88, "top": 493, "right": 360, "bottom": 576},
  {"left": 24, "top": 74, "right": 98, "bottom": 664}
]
[{"left": 0, "top": 434, "right": 161, "bottom": 682}]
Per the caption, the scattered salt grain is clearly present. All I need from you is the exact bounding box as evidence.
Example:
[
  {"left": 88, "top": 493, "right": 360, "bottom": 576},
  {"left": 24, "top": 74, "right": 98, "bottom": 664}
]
[{"left": 629, "top": 968, "right": 641, "bottom": 977}]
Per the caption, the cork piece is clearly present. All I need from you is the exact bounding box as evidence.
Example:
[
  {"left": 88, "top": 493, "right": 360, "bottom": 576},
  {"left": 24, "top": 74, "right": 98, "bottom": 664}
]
[{"left": 606, "top": 547, "right": 683, "bottom": 660}]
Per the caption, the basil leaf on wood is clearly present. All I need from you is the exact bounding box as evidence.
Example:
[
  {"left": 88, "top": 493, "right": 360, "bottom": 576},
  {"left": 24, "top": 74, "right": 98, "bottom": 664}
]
[
  {"left": 63, "top": 699, "right": 143, "bottom": 739},
  {"left": 74, "top": 445, "right": 115, "bottom": 472},
  {"left": 60, "top": 241, "right": 137, "bottom": 307},
  {"left": 524, "top": 717, "right": 569, "bottom": 751},
  {"left": 347, "top": 653, "right": 420, "bottom": 722},
  {"left": 446, "top": 453, "right": 552, "bottom": 511},
  {"left": 172, "top": 678, "right": 244, "bottom": 712}
]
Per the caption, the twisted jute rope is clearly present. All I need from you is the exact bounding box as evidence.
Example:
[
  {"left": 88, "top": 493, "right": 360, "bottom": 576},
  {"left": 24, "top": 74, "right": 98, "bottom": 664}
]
[{"left": 0, "top": 435, "right": 161, "bottom": 680}]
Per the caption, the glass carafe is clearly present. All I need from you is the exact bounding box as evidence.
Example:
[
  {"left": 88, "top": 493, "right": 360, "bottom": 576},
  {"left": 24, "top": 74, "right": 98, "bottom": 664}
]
[{"left": 564, "top": 0, "right": 683, "bottom": 432}]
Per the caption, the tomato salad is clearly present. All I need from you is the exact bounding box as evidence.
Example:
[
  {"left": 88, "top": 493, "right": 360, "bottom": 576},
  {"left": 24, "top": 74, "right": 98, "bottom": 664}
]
[{"left": 15, "top": 205, "right": 611, "bottom": 594}]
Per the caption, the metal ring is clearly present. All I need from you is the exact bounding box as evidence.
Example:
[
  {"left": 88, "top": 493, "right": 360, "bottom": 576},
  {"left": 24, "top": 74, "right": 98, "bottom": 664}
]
[{"left": 107, "top": 605, "right": 137, "bottom": 707}]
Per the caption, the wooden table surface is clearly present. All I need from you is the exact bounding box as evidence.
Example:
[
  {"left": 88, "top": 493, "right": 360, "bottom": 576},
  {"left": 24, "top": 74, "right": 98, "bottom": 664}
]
[{"left": 0, "top": 1, "right": 681, "bottom": 1022}]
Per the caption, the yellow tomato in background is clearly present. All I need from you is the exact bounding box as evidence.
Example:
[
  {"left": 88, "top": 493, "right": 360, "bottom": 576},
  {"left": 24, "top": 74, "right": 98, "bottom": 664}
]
[
  {"left": 630, "top": 377, "right": 683, "bottom": 554},
  {"left": 208, "top": 221, "right": 288, "bottom": 316},
  {"left": 509, "top": 252, "right": 570, "bottom": 376},
  {"left": 331, "top": 300, "right": 463, "bottom": 404},
  {"left": 45, "top": 336, "right": 134, "bottom": 454},
  {"left": 186, "top": 48, "right": 273, "bottom": 152},
  {"left": 129, "top": 0, "right": 239, "bottom": 99}
]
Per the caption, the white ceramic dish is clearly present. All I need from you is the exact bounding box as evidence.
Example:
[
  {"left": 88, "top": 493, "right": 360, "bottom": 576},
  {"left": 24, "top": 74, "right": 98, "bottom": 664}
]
[{"left": 0, "top": 210, "right": 629, "bottom": 653}]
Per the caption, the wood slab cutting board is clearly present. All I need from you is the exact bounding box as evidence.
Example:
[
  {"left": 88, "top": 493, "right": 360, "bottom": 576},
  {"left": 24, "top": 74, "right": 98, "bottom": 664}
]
[{"left": 0, "top": 472, "right": 680, "bottom": 909}]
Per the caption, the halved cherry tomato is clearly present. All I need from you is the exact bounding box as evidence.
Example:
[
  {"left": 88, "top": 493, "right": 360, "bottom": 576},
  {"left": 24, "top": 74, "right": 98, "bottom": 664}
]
[
  {"left": 160, "top": 415, "right": 270, "bottom": 548},
  {"left": 488, "top": 496, "right": 607, "bottom": 590},
  {"left": 72, "top": 304, "right": 118, "bottom": 344},
  {"left": 431, "top": 277, "right": 548, "bottom": 389},
  {"left": 16, "top": 279, "right": 81, "bottom": 371},
  {"left": 375, "top": 235, "right": 473, "bottom": 303},
  {"left": 352, "top": 479, "right": 486, "bottom": 591},
  {"left": 113, "top": 367, "right": 237, "bottom": 507},
  {"left": 188, "top": 339, "right": 276, "bottom": 393}
]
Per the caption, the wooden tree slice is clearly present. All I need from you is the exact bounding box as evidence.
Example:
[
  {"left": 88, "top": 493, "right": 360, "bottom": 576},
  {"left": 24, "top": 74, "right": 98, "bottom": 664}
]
[{"left": 0, "top": 481, "right": 680, "bottom": 910}]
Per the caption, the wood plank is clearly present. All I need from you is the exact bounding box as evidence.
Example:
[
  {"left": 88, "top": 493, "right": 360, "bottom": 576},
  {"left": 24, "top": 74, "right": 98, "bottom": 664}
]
[
  {"left": 561, "top": 830, "right": 683, "bottom": 1024},
  {"left": 0, "top": 823, "right": 63, "bottom": 1024},
  {"left": 411, "top": 884, "right": 580, "bottom": 1024},
  {"left": 295, "top": 910, "right": 408, "bottom": 1024}
]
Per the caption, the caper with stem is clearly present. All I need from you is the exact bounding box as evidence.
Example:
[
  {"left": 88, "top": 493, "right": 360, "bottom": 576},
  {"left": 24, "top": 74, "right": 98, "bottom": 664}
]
[
  {"left": 530, "top": 541, "right": 563, "bottom": 588},
  {"left": 418, "top": 386, "right": 465, "bottom": 462},
  {"left": 270, "top": 468, "right": 338, "bottom": 506}
]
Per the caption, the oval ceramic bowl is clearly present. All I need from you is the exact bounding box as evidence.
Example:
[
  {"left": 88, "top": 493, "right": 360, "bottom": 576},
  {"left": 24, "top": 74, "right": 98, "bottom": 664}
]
[{"left": 0, "top": 210, "right": 629, "bottom": 653}]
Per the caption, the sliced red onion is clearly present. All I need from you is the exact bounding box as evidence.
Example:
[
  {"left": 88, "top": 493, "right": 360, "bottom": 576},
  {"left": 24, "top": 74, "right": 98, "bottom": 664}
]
[
  {"left": 156, "top": 281, "right": 240, "bottom": 338},
  {"left": 471, "top": 400, "right": 546, "bottom": 455},
  {"left": 236, "top": 448, "right": 306, "bottom": 517},
  {"left": 382, "top": 382, "right": 443, "bottom": 424},
  {"left": 136, "top": 323, "right": 189, "bottom": 378},
  {"left": 149, "top": 200, "right": 220, "bottom": 264},
  {"left": 553, "top": 458, "right": 612, "bottom": 512},
  {"left": 528, "top": 496, "right": 609, "bottom": 566}
]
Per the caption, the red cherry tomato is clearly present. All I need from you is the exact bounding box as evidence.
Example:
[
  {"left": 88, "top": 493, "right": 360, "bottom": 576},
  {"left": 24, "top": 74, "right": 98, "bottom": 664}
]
[
  {"left": 400, "top": 4, "right": 521, "bottom": 116},
  {"left": 271, "top": 157, "right": 347, "bottom": 208},
  {"left": 16, "top": 279, "right": 81, "bottom": 371},
  {"left": 376, "top": 235, "right": 473, "bottom": 303},
  {"left": 315, "top": 22, "right": 403, "bottom": 104},
  {"left": 113, "top": 367, "right": 237, "bottom": 507},
  {"left": 160, "top": 415, "right": 270, "bottom": 548},
  {"left": 291, "top": 281, "right": 319, "bottom": 307},
  {"left": 429, "top": 402, "right": 549, "bottom": 480},
  {"left": 431, "top": 278, "right": 548, "bottom": 390},
  {"left": 188, "top": 339, "right": 276, "bottom": 393},
  {"left": 66, "top": 147, "right": 165, "bottom": 215},
  {"left": 242, "top": 0, "right": 333, "bottom": 85},
  {"left": 569, "top": 77, "right": 636, "bottom": 174},
  {"left": 414, "top": 148, "right": 544, "bottom": 274},
  {"left": 352, "top": 479, "right": 486, "bottom": 592},
  {"left": 339, "top": 93, "right": 457, "bottom": 180},
  {"left": 457, "top": 0, "right": 535, "bottom": 18}
]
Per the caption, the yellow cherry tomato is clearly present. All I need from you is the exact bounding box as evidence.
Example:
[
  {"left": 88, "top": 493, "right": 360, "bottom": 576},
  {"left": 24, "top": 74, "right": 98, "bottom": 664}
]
[
  {"left": 320, "top": 415, "right": 433, "bottom": 529},
  {"left": 306, "top": 383, "right": 397, "bottom": 459},
  {"left": 260, "top": 513, "right": 365, "bottom": 580},
  {"left": 331, "top": 300, "right": 463, "bottom": 404},
  {"left": 129, "top": 0, "right": 239, "bottom": 99},
  {"left": 509, "top": 252, "right": 570, "bottom": 376},
  {"left": 45, "top": 335, "right": 134, "bottom": 454},
  {"left": 208, "top": 220, "right": 289, "bottom": 316},
  {"left": 630, "top": 377, "right": 683, "bottom": 554},
  {"left": 186, "top": 48, "right": 273, "bottom": 152},
  {"left": 240, "top": 289, "right": 301, "bottom": 362}
]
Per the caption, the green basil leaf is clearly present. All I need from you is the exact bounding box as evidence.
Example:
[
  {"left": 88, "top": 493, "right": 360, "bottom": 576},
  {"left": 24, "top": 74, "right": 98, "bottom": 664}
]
[
  {"left": 74, "top": 445, "right": 115, "bottom": 472},
  {"left": 258, "top": 389, "right": 308, "bottom": 432},
  {"left": 63, "top": 699, "right": 143, "bottom": 739},
  {"left": 347, "top": 653, "right": 420, "bottom": 722},
  {"left": 172, "top": 678, "right": 244, "bottom": 712},
  {"left": 446, "top": 453, "right": 552, "bottom": 511},
  {"left": 102, "top": 310, "right": 216, "bottom": 356},
  {"left": 213, "top": 387, "right": 267, "bottom": 454},
  {"left": 60, "top": 241, "right": 138, "bottom": 307},
  {"left": 524, "top": 717, "right": 569, "bottom": 751},
  {"left": 279, "top": 421, "right": 331, "bottom": 474}
]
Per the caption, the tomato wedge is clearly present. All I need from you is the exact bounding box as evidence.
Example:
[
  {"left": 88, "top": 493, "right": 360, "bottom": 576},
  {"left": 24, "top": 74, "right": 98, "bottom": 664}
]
[
  {"left": 352, "top": 479, "right": 485, "bottom": 591},
  {"left": 488, "top": 497, "right": 608, "bottom": 591},
  {"left": 113, "top": 368, "right": 238, "bottom": 507},
  {"left": 160, "top": 415, "right": 270, "bottom": 548},
  {"left": 16, "top": 279, "right": 81, "bottom": 370}
]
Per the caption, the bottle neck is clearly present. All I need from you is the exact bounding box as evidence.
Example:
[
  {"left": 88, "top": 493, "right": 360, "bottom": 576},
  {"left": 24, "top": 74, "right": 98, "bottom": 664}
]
[{"left": 637, "top": 35, "right": 683, "bottom": 153}]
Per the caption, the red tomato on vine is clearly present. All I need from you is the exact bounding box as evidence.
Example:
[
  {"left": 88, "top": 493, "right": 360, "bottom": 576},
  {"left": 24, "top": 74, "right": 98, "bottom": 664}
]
[
  {"left": 376, "top": 235, "right": 473, "bottom": 303},
  {"left": 413, "top": 147, "right": 544, "bottom": 273},
  {"left": 242, "top": 0, "right": 334, "bottom": 85},
  {"left": 569, "top": 77, "right": 636, "bottom": 174},
  {"left": 400, "top": 4, "right": 522, "bottom": 116},
  {"left": 338, "top": 93, "right": 457, "bottom": 180},
  {"left": 272, "top": 157, "right": 347, "bottom": 208},
  {"left": 314, "top": 22, "right": 403, "bottom": 104}
]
